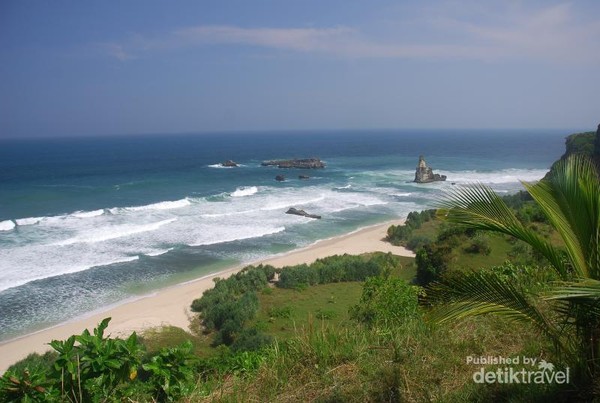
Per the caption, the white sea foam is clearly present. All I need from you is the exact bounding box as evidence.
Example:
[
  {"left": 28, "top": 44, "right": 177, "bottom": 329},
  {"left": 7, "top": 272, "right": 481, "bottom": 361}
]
[
  {"left": 334, "top": 184, "right": 352, "bottom": 190},
  {"left": 190, "top": 226, "right": 285, "bottom": 246},
  {"left": 0, "top": 220, "right": 15, "bottom": 231},
  {"left": 260, "top": 194, "right": 326, "bottom": 211},
  {"left": 201, "top": 209, "right": 257, "bottom": 218},
  {"left": 72, "top": 209, "right": 104, "bottom": 218},
  {"left": 0, "top": 255, "right": 140, "bottom": 293},
  {"left": 144, "top": 248, "right": 174, "bottom": 257},
  {"left": 208, "top": 163, "right": 233, "bottom": 169},
  {"left": 231, "top": 186, "right": 258, "bottom": 197},
  {"left": 109, "top": 198, "right": 191, "bottom": 214},
  {"left": 15, "top": 217, "right": 45, "bottom": 226},
  {"left": 439, "top": 168, "right": 548, "bottom": 184},
  {"left": 393, "top": 192, "right": 413, "bottom": 197},
  {"left": 54, "top": 218, "right": 177, "bottom": 246}
]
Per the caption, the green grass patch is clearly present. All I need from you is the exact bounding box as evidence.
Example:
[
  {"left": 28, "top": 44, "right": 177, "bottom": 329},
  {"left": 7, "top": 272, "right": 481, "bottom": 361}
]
[{"left": 253, "top": 282, "right": 364, "bottom": 340}]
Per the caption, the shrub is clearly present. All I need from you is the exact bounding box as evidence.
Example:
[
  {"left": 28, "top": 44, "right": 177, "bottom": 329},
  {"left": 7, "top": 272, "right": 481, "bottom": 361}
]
[
  {"left": 277, "top": 254, "right": 396, "bottom": 289},
  {"left": 415, "top": 244, "right": 452, "bottom": 286},
  {"left": 231, "top": 328, "right": 273, "bottom": 352},
  {"left": 268, "top": 305, "right": 293, "bottom": 318},
  {"left": 142, "top": 341, "right": 197, "bottom": 401},
  {"left": 350, "top": 277, "right": 421, "bottom": 328},
  {"left": 0, "top": 367, "right": 56, "bottom": 402},
  {"left": 406, "top": 235, "right": 431, "bottom": 251},
  {"left": 464, "top": 236, "right": 492, "bottom": 255},
  {"left": 49, "top": 318, "right": 143, "bottom": 402}
]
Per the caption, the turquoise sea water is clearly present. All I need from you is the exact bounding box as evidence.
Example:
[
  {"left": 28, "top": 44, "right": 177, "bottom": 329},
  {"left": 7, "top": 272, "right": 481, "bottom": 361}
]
[{"left": 0, "top": 129, "right": 567, "bottom": 340}]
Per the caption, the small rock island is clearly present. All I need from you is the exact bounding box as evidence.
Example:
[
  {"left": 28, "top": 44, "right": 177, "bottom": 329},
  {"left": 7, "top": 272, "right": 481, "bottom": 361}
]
[
  {"left": 261, "top": 158, "right": 325, "bottom": 169},
  {"left": 221, "top": 160, "right": 238, "bottom": 167},
  {"left": 414, "top": 155, "right": 447, "bottom": 183}
]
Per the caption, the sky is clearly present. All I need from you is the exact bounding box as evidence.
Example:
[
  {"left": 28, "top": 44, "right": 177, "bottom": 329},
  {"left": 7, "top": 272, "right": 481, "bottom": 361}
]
[{"left": 1, "top": 0, "right": 599, "bottom": 138}]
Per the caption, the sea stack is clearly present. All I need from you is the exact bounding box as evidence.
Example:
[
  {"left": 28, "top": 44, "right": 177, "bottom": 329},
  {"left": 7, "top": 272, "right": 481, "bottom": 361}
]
[{"left": 414, "top": 155, "right": 447, "bottom": 183}]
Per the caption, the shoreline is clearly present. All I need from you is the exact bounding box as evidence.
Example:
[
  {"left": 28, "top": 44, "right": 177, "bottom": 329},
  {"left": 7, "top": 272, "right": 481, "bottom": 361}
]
[{"left": 0, "top": 219, "right": 413, "bottom": 373}]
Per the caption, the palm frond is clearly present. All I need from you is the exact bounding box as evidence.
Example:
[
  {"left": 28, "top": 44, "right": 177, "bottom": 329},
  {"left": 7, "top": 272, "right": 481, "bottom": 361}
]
[
  {"left": 426, "top": 270, "right": 561, "bottom": 345},
  {"left": 546, "top": 279, "right": 600, "bottom": 301},
  {"left": 524, "top": 155, "right": 600, "bottom": 278},
  {"left": 437, "top": 183, "right": 569, "bottom": 278}
]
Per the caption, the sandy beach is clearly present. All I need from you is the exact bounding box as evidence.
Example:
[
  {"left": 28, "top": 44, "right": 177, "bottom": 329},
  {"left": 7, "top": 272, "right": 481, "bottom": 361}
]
[{"left": 0, "top": 220, "right": 413, "bottom": 373}]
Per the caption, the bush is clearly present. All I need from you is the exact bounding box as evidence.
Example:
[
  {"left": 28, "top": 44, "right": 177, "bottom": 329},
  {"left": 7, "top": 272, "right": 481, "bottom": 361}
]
[
  {"left": 268, "top": 305, "right": 293, "bottom": 318},
  {"left": 191, "top": 265, "right": 275, "bottom": 347},
  {"left": 0, "top": 367, "right": 56, "bottom": 402},
  {"left": 464, "top": 236, "right": 492, "bottom": 255},
  {"left": 350, "top": 277, "right": 421, "bottom": 328},
  {"left": 406, "top": 235, "right": 431, "bottom": 251},
  {"left": 277, "top": 254, "right": 396, "bottom": 289},
  {"left": 231, "top": 328, "right": 273, "bottom": 352},
  {"left": 49, "top": 318, "right": 144, "bottom": 402},
  {"left": 415, "top": 244, "right": 452, "bottom": 286},
  {"left": 142, "top": 341, "right": 197, "bottom": 401}
]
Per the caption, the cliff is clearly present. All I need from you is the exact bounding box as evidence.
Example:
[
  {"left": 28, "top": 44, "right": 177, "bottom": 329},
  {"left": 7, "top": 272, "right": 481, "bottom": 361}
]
[{"left": 546, "top": 124, "right": 600, "bottom": 177}]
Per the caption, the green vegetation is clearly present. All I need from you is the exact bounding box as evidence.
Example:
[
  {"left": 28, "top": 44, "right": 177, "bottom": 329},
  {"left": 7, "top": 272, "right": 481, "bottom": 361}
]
[
  {"left": 428, "top": 155, "right": 600, "bottom": 396},
  {"left": 190, "top": 264, "right": 275, "bottom": 349}
]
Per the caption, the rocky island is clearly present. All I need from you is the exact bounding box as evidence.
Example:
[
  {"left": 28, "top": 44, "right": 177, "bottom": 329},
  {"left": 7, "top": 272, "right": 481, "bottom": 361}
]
[
  {"left": 414, "top": 155, "right": 447, "bottom": 183},
  {"left": 221, "top": 160, "right": 238, "bottom": 167},
  {"left": 261, "top": 158, "right": 325, "bottom": 169}
]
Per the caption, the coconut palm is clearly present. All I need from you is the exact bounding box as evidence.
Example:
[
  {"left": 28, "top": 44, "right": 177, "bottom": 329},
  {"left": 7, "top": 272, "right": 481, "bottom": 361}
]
[{"left": 426, "top": 154, "right": 600, "bottom": 379}]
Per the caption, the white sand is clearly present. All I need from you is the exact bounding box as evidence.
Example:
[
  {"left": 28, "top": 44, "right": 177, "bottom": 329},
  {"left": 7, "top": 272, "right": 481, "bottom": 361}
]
[{"left": 0, "top": 220, "right": 413, "bottom": 373}]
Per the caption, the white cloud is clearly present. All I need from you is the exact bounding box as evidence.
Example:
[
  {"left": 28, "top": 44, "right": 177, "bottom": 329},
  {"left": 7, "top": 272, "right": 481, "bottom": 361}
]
[
  {"left": 100, "top": 43, "right": 136, "bottom": 61},
  {"left": 102, "top": 3, "right": 600, "bottom": 64}
]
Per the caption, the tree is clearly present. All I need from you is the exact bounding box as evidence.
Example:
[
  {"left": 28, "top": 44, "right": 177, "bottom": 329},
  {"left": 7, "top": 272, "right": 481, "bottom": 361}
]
[{"left": 426, "top": 155, "right": 600, "bottom": 383}]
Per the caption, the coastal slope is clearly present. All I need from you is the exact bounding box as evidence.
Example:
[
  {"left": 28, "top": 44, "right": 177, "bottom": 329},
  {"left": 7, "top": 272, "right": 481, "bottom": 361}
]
[{"left": 0, "top": 220, "right": 412, "bottom": 373}]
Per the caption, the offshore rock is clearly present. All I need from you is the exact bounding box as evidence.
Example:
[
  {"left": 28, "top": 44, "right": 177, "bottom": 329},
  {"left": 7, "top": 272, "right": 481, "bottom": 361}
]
[
  {"left": 275, "top": 175, "right": 286, "bottom": 182},
  {"left": 221, "top": 160, "right": 238, "bottom": 167},
  {"left": 298, "top": 175, "right": 310, "bottom": 180},
  {"left": 286, "top": 207, "right": 321, "bottom": 219},
  {"left": 261, "top": 158, "right": 325, "bottom": 169},
  {"left": 414, "top": 155, "right": 447, "bottom": 183}
]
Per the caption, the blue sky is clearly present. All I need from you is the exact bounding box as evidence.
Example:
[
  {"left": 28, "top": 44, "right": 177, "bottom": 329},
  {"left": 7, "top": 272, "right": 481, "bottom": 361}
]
[{"left": 1, "top": 0, "right": 599, "bottom": 137}]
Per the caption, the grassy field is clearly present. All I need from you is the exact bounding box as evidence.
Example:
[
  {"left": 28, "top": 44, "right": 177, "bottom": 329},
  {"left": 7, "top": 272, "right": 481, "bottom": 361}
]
[{"left": 252, "top": 282, "right": 363, "bottom": 340}]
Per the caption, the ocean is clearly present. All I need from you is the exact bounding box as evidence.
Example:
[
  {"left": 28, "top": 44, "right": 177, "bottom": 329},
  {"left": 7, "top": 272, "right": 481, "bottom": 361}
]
[{"left": 0, "top": 129, "right": 567, "bottom": 341}]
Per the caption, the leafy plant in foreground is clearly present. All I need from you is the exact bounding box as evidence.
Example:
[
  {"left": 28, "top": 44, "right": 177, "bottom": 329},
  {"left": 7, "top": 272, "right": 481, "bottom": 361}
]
[
  {"left": 142, "top": 340, "right": 197, "bottom": 402},
  {"left": 50, "top": 317, "right": 143, "bottom": 402},
  {"left": 427, "top": 155, "right": 600, "bottom": 386},
  {"left": 0, "top": 368, "right": 55, "bottom": 402}
]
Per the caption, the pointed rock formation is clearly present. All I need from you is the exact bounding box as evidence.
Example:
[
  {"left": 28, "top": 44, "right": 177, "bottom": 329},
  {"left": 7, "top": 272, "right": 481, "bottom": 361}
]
[{"left": 414, "top": 155, "right": 447, "bottom": 183}]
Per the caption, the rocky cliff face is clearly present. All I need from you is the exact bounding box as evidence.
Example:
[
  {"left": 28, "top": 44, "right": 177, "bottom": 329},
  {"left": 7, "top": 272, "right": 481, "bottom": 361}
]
[
  {"left": 545, "top": 125, "right": 600, "bottom": 178},
  {"left": 414, "top": 155, "right": 446, "bottom": 183}
]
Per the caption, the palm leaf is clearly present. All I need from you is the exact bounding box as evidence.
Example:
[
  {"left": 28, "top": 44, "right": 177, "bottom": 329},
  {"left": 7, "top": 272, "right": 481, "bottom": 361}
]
[
  {"left": 437, "top": 183, "right": 569, "bottom": 278},
  {"left": 524, "top": 155, "right": 600, "bottom": 278},
  {"left": 546, "top": 279, "right": 600, "bottom": 300},
  {"left": 426, "top": 270, "right": 562, "bottom": 346}
]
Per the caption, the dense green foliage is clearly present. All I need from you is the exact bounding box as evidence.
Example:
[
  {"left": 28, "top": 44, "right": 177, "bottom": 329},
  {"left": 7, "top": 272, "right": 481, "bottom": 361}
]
[
  {"left": 429, "top": 155, "right": 600, "bottom": 395},
  {"left": 546, "top": 130, "right": 597, "bottom": 178},
  {"left": 386, "top": 209, "right": 436, "bottom": 245},
  {"left": 277, "top": 253, "right": 400, "bottom": 289},
  {"left": 190, "top": 264, "right": 275, "bottom": 348}
]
